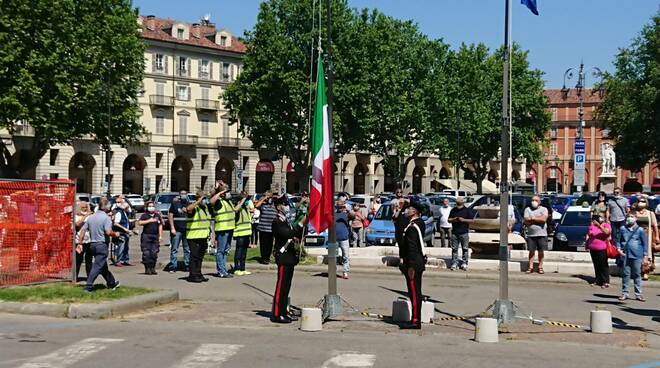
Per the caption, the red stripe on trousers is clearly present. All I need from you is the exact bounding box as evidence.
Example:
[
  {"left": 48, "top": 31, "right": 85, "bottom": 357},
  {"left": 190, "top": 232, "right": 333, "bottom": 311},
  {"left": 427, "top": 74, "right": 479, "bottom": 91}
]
[
  {"left": 274, "top": 265, "right": 284, "bottom": 317},
  {"left": 408, "top": 268, "right": 418, "bottom": 324}
]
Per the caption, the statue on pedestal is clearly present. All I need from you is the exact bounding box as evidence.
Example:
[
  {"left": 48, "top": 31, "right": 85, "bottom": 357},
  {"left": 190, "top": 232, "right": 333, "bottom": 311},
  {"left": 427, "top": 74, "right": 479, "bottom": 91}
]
[{"left": 600, "top": 143, "right": 616, "bottom": 176}]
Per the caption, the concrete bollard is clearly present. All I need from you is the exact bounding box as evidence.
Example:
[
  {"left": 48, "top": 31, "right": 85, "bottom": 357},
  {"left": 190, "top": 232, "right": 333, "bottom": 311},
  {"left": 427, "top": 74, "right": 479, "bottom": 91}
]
[
  {"left": 300, "top": 307, "right": 323, "bottom": 332},
  {"left": 590, "top": 310, "right": 612, "bottom": 334},
  {"left": 421, "top": 301, "right": 435, "bottom": 324},
  {"left": 392, "top": 298, "right": 412, "bottom": 322},
  {"left": 474, "top": 318, "right": 499, "bottom": 343}
]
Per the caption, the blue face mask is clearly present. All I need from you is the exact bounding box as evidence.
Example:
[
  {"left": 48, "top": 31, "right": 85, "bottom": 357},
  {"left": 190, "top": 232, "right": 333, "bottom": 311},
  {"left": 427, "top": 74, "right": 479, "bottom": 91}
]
[{"left": 626, "top": 217, "right": 636, "bottom": 226}]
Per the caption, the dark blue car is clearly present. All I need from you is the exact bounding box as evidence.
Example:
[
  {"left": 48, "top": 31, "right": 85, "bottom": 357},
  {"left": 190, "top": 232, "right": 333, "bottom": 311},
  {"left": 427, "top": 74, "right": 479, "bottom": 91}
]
[
  {"left": 553, "top": 206, "right": 592, "bottom": 251},
  {"left": 549, "top": 195, "right": 576, "bottom": 215}
]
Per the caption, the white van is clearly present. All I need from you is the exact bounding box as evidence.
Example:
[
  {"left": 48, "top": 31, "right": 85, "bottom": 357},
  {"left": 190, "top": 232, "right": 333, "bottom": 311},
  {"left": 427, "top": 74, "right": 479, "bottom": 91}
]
[{"left": 442, "top": 189, "right": 472, "bottom": 198}]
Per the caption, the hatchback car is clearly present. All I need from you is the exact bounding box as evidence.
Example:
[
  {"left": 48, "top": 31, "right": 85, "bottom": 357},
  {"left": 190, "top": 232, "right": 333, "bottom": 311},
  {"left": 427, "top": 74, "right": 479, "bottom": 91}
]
[
  {"left": 125, "top": 194, "right": 145, "bottom": 212},
  {"left": 553, "top": 205, "right": 592, "bottom": 251},
  {"left": 365, "top": 203, "right": 434, "bottom": 247}
]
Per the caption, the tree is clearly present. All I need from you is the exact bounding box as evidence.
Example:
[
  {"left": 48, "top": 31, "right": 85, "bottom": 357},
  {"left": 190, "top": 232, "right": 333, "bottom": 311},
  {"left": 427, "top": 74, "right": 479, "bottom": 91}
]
[
  {"left": 597, "top": 9, "right": 660, "bottom": 170},
  {"left": 440, "top": 43, "right": 550, "bottom": 194},
  {"left": 339, "top": 9, "right": 452, "bottom": 187},
  {"left": 0, "top": 0, "right": 146, "bottom": 178},
  {"left": 224, "top": 0, "right": 357, "bottom": 174}
]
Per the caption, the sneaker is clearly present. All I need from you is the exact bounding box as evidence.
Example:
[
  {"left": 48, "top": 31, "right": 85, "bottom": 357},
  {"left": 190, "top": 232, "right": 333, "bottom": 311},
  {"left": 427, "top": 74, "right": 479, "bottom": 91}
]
[
  {"left": 110, "top": 281, "right": 121, "bottom": 290},
  {"left": 217, "top": 273, "right": 233, "bottom": 279},
  {"left": 234, "top": 270, "right": 245, "bottom": 276},
  {"left": 460, "top": 264, "right": 468, "bottom": 271},
  {"left": 342, "top": 272, "right": 349, "bottom": 279},
  {"left": 618, "top": 295, "right": 628, "bottom": 301},
  {"left": 242, "top": 271, "right": 252, "bottom": 275},
  {"left": 450, "top": 264, "right": 458, "bottom": 271},
  {"left": 121, "top": 262, "right": 133, "bottom": 266}
]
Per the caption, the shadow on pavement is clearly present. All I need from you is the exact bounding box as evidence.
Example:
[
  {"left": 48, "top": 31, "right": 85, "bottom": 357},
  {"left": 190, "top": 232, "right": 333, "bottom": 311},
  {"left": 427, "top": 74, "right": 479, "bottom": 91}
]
[
  {"left": 584, "top": 299, "right": 624, "bottom": 305},
  {"left": 571, "top": 274, "right": 596, "bottom": 285},
  {"left": 593, "top": 293, "right": 621, "bottom": 299}
]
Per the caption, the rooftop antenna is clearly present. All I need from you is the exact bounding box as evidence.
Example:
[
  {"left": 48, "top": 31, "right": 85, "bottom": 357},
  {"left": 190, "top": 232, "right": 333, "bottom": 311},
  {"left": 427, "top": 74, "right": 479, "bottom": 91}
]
[{"left": 201, "top": 14, "right": 211, "bottom": 26}]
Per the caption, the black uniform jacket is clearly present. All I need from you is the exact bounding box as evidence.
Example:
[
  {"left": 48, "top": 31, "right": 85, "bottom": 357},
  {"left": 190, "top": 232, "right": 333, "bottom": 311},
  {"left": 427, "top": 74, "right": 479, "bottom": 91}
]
[
  {"left": 399, "top": 217, "right": 426, "bottom": 271},
  {"left": 271, "top": 213, "right": 303, "bottom": 266}
]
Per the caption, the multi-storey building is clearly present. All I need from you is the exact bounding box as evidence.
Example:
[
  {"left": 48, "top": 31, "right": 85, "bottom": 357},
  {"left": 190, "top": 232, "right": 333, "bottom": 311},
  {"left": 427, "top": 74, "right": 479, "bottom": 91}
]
[{"left": 530, "top": 89, "right": 659, "bottom": 194}]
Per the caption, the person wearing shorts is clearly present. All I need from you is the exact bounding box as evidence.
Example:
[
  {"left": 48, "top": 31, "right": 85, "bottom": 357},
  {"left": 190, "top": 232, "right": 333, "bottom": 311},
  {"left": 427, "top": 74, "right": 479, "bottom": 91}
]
[{"left": 524, "top": 195, "right": 549, "bottom": 274}]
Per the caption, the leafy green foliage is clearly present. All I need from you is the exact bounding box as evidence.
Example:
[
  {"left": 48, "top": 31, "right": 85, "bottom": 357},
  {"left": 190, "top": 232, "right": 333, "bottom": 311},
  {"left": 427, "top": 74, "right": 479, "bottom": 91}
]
[
  {"left": 0, "top": 0, "right": 146, "bottom": 178},
  {"left": 597, "top": 10, "right": 660, "bottom": 170}
]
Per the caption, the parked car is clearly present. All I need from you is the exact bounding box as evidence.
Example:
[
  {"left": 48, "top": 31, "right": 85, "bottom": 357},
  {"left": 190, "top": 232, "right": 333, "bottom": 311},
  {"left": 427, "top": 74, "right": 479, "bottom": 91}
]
[
  {"left": 364, "top": 203, "right": 434, "bottom": 247},
  {"left": 442, "top": 189, "right": 472, "bottom": 197},
  {"left": 154, "top": 192, "right": 180, "bottom": 230},
  {"left": 548, "top": 195, "right": 576, "bottom": 216},
  {"left": 347, "top": 194, "right": 374, "bottom": 218},
  {"left": 75, "top": 193, "right": 92, "bottom": 203},
  {"left": 125, "top": 194, "right": 145, "bottom": 212},
  {"left": 427, "top": 195, "right": 456, "bottom": 219},
  {"left": 304, "top": 223, "right": 328, "bottom": 247},
  {"left": 575, "top": 192, "right": 615, "bottom": 207},
  {"left": 553, "top": 205, "right": 592, "bottom": 251}
]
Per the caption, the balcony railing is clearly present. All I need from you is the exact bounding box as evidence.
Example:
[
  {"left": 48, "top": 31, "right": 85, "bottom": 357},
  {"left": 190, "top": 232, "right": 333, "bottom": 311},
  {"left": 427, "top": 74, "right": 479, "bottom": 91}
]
[
  {"left": 173, "top": 135, "right": 199, "bottom": 145},
  {"left": 217, "top": 137, "right": 238, "bottom": 147},
  {"left": 196, "top": 99, "right": 220, "bottom": 111},
  {"left": 149, "top": 95, "right": 174, "bottom": 107}
]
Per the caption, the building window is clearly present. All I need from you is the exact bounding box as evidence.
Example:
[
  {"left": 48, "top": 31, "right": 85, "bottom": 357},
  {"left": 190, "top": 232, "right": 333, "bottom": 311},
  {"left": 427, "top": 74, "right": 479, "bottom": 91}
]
[
  {"left": 177, "top": 28, "right": 185, "bottom": 39},
  {"left": 176, "top": 85, "right": 190, "bottom": 101},
  {"left": 50, "top": 173, "right": 59, "bottom": 180},
  {"left": 179, "top": 116, "right": 187, "bottom": 135},
  {"left": 201, "top": 154, "right": 208, "bottom": 170},
  {"left": 156, "top": 116, "right": 164, "bottom": 134},
  {"left": 201, "top": 87, "right": 210, "bottom": 101},
  {"left": 154, "top": 54, "right": 164, "bottom": 73},
  {"left": 200, "top": 60, "right": 210, "bottom": 79},
  {"left": 550, "top": 168, "right": 557, "bottom": 179},
  {"left": 201, "top": 176, "right": 208, "bottom": 190},
  {"left": 551, "top": 108, "right": 558, "bottom": 121},
  {"left": 201, "top": 119, "right": 209, "bottom": 137},
  {"left": 628, "top": 171, "right": 636, "bottom": 179},
  {"left": 550, "top": 127, "right": 557, "bottom": 139},
  {"left": 549, "top": 143, "right": 557, "bottom": 156},
  {"left": 49, "top": 149, "right": 58, "bottom": 166},
  {"left": 219, "top": 35, "right": 227, "bottom": 46},
  {"left": 178, "top": 56, "right": 189, "bottom": 77},
  {"left": 601, "top": 128, "right": 610, "bottom": 138},
  {"left": 221, "top": 63, "right": 230, "bottom": 81},
  {"left": 156, "top": 152, "right": 163, "bottom": 168}
]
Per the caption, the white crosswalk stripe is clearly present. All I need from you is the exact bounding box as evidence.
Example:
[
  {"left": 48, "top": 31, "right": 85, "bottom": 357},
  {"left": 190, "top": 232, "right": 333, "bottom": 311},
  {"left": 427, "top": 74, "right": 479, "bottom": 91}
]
[
  {"left": 18, "top": 338, "right": 123, "bottom": 368},
  {"left": 321, "top": 352, "right": 376, "bottom": 368},
  {"left": 176, "top": 344, "right": 243, "bottom": 368}
]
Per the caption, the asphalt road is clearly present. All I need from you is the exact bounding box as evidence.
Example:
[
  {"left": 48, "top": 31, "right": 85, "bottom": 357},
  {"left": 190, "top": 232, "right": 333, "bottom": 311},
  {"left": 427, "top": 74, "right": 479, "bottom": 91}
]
[{"left": 2, "top": 259, "right": 659, "bottom": 368}]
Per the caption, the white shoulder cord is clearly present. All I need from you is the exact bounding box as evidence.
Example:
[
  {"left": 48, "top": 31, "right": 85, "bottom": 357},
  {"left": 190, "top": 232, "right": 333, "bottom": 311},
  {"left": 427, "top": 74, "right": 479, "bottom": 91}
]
[{"left": 405, "top": 221, "right": 426, "bottom": 257}]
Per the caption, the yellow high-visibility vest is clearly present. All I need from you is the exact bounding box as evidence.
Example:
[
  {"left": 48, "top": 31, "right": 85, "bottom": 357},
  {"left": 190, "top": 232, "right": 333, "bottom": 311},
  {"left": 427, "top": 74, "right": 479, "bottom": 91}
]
[
  {"left": 233, "top": 207, "right": 252, "bottom": 238},
  {"left": 186, "top": 206, "right": 211, "bottom": 239},
  {"left": 214, "top": 199, "right": 235, "bottom": 232}
]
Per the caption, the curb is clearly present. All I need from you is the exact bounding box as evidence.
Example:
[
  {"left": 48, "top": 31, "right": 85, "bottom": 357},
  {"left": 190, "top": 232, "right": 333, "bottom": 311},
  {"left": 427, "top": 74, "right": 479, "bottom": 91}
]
[
  {"left": 0, "top": 289, "right": 179, "bottom": 320},
  {"left": 199, "top": 261, "right": 660, "bottom": 289}
]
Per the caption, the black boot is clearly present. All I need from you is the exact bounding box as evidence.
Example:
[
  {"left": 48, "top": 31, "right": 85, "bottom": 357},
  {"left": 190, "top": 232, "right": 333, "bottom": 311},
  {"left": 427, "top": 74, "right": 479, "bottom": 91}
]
[
  {"left": 150, "top": 264, "right": 158, "bottom": 275},
  {"left": 144, "top": 264, "right": 150, "bottom": 274}
]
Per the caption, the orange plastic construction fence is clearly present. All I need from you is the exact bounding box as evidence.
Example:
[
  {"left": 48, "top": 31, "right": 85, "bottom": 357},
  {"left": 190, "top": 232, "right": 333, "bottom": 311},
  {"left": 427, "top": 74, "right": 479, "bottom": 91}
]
[{"left": 0, "top": 179, "right": 75, "bottom": 286}]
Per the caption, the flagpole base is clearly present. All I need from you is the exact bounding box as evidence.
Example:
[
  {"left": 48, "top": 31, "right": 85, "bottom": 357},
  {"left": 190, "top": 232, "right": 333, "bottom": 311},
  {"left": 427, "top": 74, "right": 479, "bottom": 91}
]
[
  {"left": 491, "top": 299, "right": 515, "bottom": 324},
  {"left": 322, "top": 294, "right": 343, "bottom": 320}
]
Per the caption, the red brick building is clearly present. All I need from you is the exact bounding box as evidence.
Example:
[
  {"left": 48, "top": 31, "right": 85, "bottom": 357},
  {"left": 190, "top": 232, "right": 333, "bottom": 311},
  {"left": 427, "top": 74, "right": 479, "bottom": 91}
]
[{"left": 529, "top": 89, "right": 659, "bottom": 194}]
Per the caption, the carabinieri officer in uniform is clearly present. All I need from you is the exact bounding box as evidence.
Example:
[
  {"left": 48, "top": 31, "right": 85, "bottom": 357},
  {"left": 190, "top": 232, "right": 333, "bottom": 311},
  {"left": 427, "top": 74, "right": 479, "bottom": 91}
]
[
  {"left": 399, "top": 200, "right": 427, "bottom": 329},
  {"left": 271, "top": 194, "right": 307, "bottom": 324}
]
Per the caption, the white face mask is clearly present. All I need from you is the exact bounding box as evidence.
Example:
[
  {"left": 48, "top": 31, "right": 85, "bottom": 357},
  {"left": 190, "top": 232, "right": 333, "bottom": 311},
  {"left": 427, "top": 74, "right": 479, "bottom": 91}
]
[
  {"left": 531, "top": 200, "right": 539, "bottom": 208},
  {"left": 147, "top": 206, "right": 155, "bottom": 212},
  {"left": 638, "top": 202, "right": 647, "bottom": 209}
]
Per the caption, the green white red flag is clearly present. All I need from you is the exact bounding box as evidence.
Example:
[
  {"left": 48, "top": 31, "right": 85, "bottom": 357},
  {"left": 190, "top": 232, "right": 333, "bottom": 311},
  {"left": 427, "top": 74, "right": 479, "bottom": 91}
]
[{"left": 309, "top": 55, "right": 333, "bottom": 234}]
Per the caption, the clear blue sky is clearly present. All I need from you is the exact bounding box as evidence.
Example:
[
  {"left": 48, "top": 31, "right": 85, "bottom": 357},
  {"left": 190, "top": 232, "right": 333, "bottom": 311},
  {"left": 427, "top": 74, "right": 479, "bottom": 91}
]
[{"left": 133, "top": 0, "right": 658, "bottom": 88}]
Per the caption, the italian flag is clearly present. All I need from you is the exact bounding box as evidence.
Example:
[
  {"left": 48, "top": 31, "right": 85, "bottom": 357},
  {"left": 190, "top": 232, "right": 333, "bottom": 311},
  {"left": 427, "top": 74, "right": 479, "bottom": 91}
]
[{"left": 309, "top": 55, "right": 334, "bottom": 234}]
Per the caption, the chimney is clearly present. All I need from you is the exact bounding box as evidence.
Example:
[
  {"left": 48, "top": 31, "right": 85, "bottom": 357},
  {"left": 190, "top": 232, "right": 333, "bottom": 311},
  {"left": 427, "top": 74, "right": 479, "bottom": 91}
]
[
  {"left": 191, "top": 23, "right": 201, "bottom": 38},
  {"left": 146, "top": 15, "right": 156, "bottom": 31}
]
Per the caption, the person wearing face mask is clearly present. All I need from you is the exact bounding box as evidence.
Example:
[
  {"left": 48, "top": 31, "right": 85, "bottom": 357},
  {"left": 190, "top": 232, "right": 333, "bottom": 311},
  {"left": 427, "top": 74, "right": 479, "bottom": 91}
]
[
  {"left": 270, "top": 194, "right": 307, "bottom": 324},
  {"left": 591, "top": 191, "right": 609, "bottom": 219},
  {"left": 255, "top": 191, "right": 277, "bottom": 264},
  {"left": 370, "top": 195, "right": 382, "bottom": 215},
  {"left": 74, "top": 201, "right": 93, "bottom": 279},
  {"left": 111, "top": 201, "right": 132, "bottom": 267},
  {"left": 186, "top": 190, "right": 215, "bottom": 283},
  {"left": 138, "top": 201, "right": 163, "bottom": 275},
  {"left": 586, "top": 211, "right": 611, "bottom": 288},
  {"left": 607, "top": 187, "right": 629, "bottom": 249},
  {"left": 616, "top": 213, "right": 648, "bottom": 301},
  {"left": 448, "top": 197, "right": 475, "bottom": 271},
  {"left": 210, "top": 183, "right": 236, "bottom": 279},
  {"left": 631, "top": 196, "right": 658, "bottom": 281},
  {"left": 438, "top": 198, "right": 452, "bottom": 248},
  {"left": 166, "top": 191, "right": 190, "bottom": 273},
  {"left": 524, "top": 195, "right": 549, "bottom": 274}
]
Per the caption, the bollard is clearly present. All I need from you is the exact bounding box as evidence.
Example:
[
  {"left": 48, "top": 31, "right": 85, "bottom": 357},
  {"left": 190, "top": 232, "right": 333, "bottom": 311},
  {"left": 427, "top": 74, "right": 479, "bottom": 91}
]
[
  {"left": 590, "top": 310, "right": 612, "bottom": 334},
  {"left": 421, "top": 301, "right": 435, "bottom": 324},
  {"left": 392, "top": 298, "right": 412, "bottom": 322},
  {"left": 300, "top": 307, "right": 323, "bottom": 332},
  {"left": 474, "top": 318, "right": 498, "bottom": 343}
]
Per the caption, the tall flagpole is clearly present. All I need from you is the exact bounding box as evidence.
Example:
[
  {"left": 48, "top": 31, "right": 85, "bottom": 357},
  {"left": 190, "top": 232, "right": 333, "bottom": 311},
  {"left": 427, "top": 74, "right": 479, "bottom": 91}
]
[
  {"left": 322, "top": 0, "right": 342, "bottom": 320},
  {"left": 494, "top": 0, "right": 514, "bottom": 324}
]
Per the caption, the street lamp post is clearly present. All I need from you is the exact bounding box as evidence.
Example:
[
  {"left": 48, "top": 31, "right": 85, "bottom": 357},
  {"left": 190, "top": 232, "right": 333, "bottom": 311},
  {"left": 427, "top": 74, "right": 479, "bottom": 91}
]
[{"left": 106, "top": 67, "right": 112, "bottom": 197}]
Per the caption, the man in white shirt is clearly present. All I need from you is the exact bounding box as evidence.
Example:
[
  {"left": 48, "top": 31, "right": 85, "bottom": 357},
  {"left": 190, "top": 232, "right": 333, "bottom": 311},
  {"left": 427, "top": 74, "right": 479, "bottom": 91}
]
[{"left": 438, "top": 198, "right": 452, "bottom": 248}]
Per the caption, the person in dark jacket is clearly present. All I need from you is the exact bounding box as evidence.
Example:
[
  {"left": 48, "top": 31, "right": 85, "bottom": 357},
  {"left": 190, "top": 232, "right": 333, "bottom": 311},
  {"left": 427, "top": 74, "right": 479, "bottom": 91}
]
[
  {"left": 392, "top": 196, "right": 410, "bottom": 248},
  {"left": 399, "top": 200, "right": 427, "bottom": 329},
  {"left": 271, "top": 194, "right": 307, "bottom": 324}
]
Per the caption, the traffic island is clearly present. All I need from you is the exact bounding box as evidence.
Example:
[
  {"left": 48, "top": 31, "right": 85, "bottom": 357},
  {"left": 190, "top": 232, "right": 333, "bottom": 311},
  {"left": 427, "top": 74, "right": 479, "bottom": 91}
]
[{"left": 0, "top": 283, "right": 179, "bottom": 319}]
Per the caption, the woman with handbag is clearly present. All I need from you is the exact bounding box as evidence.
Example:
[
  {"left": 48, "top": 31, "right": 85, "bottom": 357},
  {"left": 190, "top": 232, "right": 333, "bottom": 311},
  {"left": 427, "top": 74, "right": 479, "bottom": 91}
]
[
  {"left": 586, "top": 211, "right": 611, "bottom": 288},
  {"left": 632, "top": 197, "right": 658, "bottom": 281}
]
